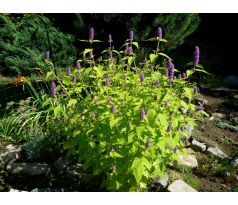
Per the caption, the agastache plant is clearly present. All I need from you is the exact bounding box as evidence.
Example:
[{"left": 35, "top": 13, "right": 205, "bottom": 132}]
[
  {"left": 44, "top": 26, "right": 208, "bottom": 192},
  {"left": 194, "top": 46, "right": 200, "bottom": 67}
]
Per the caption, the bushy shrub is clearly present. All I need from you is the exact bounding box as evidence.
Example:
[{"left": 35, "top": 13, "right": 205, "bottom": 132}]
[{"left": 42, "top": 27, "right": 208, "bottom": 191}]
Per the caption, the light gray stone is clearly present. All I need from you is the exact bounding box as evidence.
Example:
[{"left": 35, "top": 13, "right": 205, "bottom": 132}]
[
  {"left": 10, "top": 188, "right": 27, "bottom": 192},
  {"left": 191, "top": 140, "right": 206, "bottom": 152},
  {"left": 212, "top": 113, "right": 226, "bottom": 119},
  {"left": 157, "top": 172, "right": 169, "bottom": 188},
  {"left": 0, "top": 144, "right": 22, "bottom": 168},
  {"left": 167, "top": 180, "right": 197, "bottom": 192},
  {"left": 6, "top": 162, "right": 50, "bottom": 176},
  {"left": 207, "top": 146, "right": 229, "bottom": 159},
  {"left": 31, "top": 188, "right": 64, "bottom": 192},
  {"left": 231, "top": 157, "right": 238, "bottom": 166},
  {"left": 178, "top": 154, "right": 198, "bottom": 168}
]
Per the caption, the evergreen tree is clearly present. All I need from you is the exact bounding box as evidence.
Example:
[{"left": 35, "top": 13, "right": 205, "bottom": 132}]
[{"left": 0, "top": 14, "right": 76, "bottom": 76}]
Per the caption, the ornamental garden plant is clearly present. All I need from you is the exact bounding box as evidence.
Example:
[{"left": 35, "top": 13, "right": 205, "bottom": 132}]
[{"left": 42, "top": 27, "right": 208, "bottom": 191}]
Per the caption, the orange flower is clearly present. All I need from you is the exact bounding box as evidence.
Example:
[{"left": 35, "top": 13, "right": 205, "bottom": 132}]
[{"left": 13, "top": 75, "right": 26, "bottom": 85}]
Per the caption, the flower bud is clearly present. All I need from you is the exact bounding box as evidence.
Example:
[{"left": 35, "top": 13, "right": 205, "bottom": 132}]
[
  {"left": 51, "top": 82, "right": 56, "bottom": 97},
  {"left": 194, "top": 46, "right": 200, "bottom": 66},
  {"left": 156, "top": 27, "right": 162, "bottom": 38},
  {"left": 140, "top": 73, "right": 145, "bottom": 83},
  {"left": 140, "top": 108, "right": 145, "bottom": 120},
  {"left": 129, "top": 31, "right": 134, "bottom": 41},
  {"left": 146, "top": 139, "right": 151, "bottom": 149},
  {"left": 89, "top": 28, "right": 94, "bottom": 41},
  {"left": 111, "top": 104, "right": 116, "bottom": 113}
]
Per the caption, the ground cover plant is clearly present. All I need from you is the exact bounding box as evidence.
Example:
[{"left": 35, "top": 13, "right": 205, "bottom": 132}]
[{"left": 40, "top": 27, "right": 208, "bottom": 191}]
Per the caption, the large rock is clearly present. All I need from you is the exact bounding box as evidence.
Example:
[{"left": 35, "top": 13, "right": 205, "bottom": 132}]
[
  {"left": 178, "top": 154, "right": 198, "bottom": 168},
  {"left": 0, "top": 144, "right": 22, "bottom": 168},
  {"left": 207, "top": 146, "right": 229, "bottom": 159},
  {"left": 231, "top": 157, "right": 238, "bottom": 166},
  {"left": 167, "top": 180, "right": 197, "bottom": 192},
  {"left": 53, "top": 157, "right": 71, "bottom": 174},
  {"left": 191, "top": 140, "right": 206, "bottom": 152},
  {"left": 6, "top": 162, "right": 50, "bottom": 176},
  {"left": 157, "top": 172, "right": 169, "bottom": 189}
]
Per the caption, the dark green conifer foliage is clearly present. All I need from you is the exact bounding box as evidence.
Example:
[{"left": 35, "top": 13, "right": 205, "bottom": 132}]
[{"left": 0, "top": 14, "right": 76, "bottom": 75}]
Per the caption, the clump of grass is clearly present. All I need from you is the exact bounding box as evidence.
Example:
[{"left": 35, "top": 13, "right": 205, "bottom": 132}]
[{"left": 181, "top": 174, "right": 203, "bottom": 191}]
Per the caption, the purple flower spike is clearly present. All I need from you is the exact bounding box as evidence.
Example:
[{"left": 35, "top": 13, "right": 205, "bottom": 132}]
[
  {"left": 194, "top": 86, "right": 198, "bottom": 94},
  {"left": 155, "top": 79, "right": 160, "bottom": 85},
  {"left": 167, "top": 122, "right": 172, "bottom": 132},
  {"left": 127, "top": 46, "right": 133, "bottom": 56},
  {"left": 140, "top": 73, "right": 145, "bottom": 83},
  {"left": 67, "top": 67, "right": 71, "bottom": 76},
  {"left": 111, "top": 104, "right": 116, "bottom": 113},
  {"left": 107, "top": 98, "right": 111, "bottom": 104},
  {"left": 195, "top": 106, "right": 204, "bottom": 111},
  {"left": 105, "top": 76, "right": 110, "bottom": 86},
  {"left": 184, "top": 139, "right": 189, "bottom": 146},
  {"left": 178, "top": 74, "right": 182, "bottom": 79},
  {"left": 156, "top": 27, "right": 163, "bottom": 38},
  {"left": 146, "top": 139, "right": 151, "bottom": 149},
  {"left": 73, "top": 77, "right": 77, "bottom": 83},
  {"left": 182, "top": 72, "right": 187, "bottom": 78},
  {"left": 129, "top": 31, "right": 134, "bottom": 41},
  {"left": 112, "top": 165, "right": 116, "bottom": 172},
  {"left": 180, "top": 126, "right": 184, "bottom": 132},
  {"left": 109, "top": 34, "right": 112, "bottom": 41},
  {"left": 51, "top": 82, "right": 56, "bottom": 97},
  {"left": 89, "top": 28, "right": 94, "bottom": 41},
  {"left": 83, "top": 53, "right": 86, "bottom": 59},
  {"left": 125, "top": 44, "right": 129, "bottom": 51},
  {"left": 201, "top": 99, "right": 206, "bottom": 106},
  {"left": 76, "top": 60, "right": 80, "bottom": 69},
  {"left": 89, "top": 51, "right": 93, "bottom": 59},
  {"left": 109, "top": 51, "right": 113, "bottom": 59},
  {"left": 168, "top": 59, "right": 174, "bottom": 79},
  {"left": 45, "top": 51, "right": 50, "bottom": 61},
  {"left": 140, "top": 108, "right": 145, "bottom": 120},
  {"left": 194, "top": 46, "right": 200, "bottom": 66}
]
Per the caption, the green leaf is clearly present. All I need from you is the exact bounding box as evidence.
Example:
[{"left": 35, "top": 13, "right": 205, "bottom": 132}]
[
  {"left": 184, "top": 87, "right": 194, "bottom": 101},
  {"left": 157, "top": 114, "right": 167, "bottom": 127},
  {"left": 149, "top": 54, "right": 158, "bottom": 63},
  {"left": 195, "top": 64, "right": 204, "bottom": 69},
  {"left": 68, "top": 99, "right": 77, "bottom": 107},
  {"left": 92, "top": 40, "right": 103, "bottom": 43},
  {"left": 54, "top": 106, "right": 61, "bottom": 116},
  {"left": 128, "top": 56, "right": 134, "bottom": 66},
  {"left": 42, "top": 98, "right": 51, "bottom": 107},
  {"left": 110, "top": 151, "right": 123, "bottom": 158},
  {"left": 131, "top": 158, "right": 144, "bottom": 183},
  {"left": 62, "top": 76, "right": 71, "bottom": 86},
  {"left": 144, "top": 37, "right": 157, "bottom": 42},
  {"left": 83, "top": 48, "right": 93, "bottom": 55},
  {"left": 110, "top": 118, "right": 120, "bottom": 129},
  {"left": 136, "top": 126, "right": 144, "bottom": 140},
  {"left": 46, "top": 71, "right": 54, "bottom": 79},
  {"left": 158, "top": 52, "right": 171, "bottom": 59},
  {"left": 132, "top": 42, "right": 139, "bottom": 49},
  {"left": 186, "top": 70, "right": 194, "bottom": 77},
  {"left": 194, "top": 68, "right": 210, "bottom": 75}
]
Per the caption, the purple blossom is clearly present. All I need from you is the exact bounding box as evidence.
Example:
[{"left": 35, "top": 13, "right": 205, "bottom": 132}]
[
  {"left": 51, "top": 82, "right": 56, "bottom": 97},
  {"left": 111, "top": 104, "right": 116, "bottom": 113},
  {"left": 140, "top": 73, "right": 145, "bottom": 83},
  {"left": 73, "top": 77, "right": 77, "bottom": 83},
  {"left": 129, "top": 31, "right": 134, "bottom": 41},
  {"left": 167, "top": 122, "right": 172, "bottom": 132},
  {"left": 201, "top": 99, "right": 206, "bottom": 106},
  {"left": 89, "top": 51, "right": 93, "bottom": 59},
  {"left": 127, "top": 46, "right": 133, "bottom": 56},
  {"left": 182, "top": 72, "right": 187, "bottom": 78},
  {"left": 180, "top": 126, "right": 184, "bottom": 132},
  {"left": 112, "top": 165, "right": 116, "bottom": 172},
  {"left": 194, "top": 46, "right": 200, "bottom": 66},
  {"left": 184, "top": 139, "right": 189, "bottom": 146},
  {"left": 168, "top": 59, "right": 174, "bottom": 79},
  {"left": 89, "top": 28, "right": 94, "bottom": 41},
  {"left": 107, "top": 98, "right": 111, "bottom": 104},
  {"left": 195, "top": 106, "right": 204, "bottom": 111},
  {"left": 123, "top": 74, "right": 127, "bottom": 80},
  {"left": 125, "top": 44, "right": 129, "bottom": 51},
  {"left": 140, "top": 108, "right": 145, "bottom": 120},
  {"left": 146, "top": 139, "right": 151, "bottom": 149},
  {"left": 156, "top": 27, "right": 163, "bottom": 38},
  {"left": 76, "top": 60, "right": 80, "bottom": 69},
  {"left": 155, "top": 79, "right": 160, "bottom": 85},
  {"left": 194, "top": 86, "right": 198, "bottom": 94},
  {"left": 45, "top": 51, "right": 50, "bottom": 61},
  {"left": 105, "top": 76, "right": 110, "bottom": 86},
  {"left": 178, "top": 74, "right": 182, "bottom": 79},
  {"left": 109, "top": 34, "right": 112, "bottom": 41},
  {"left": 67, "top": 67, "right": 71, "bottom": 76}
]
